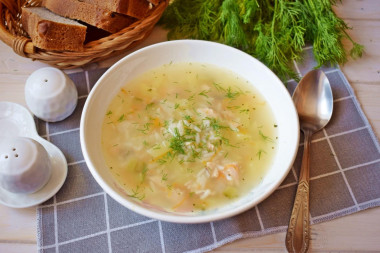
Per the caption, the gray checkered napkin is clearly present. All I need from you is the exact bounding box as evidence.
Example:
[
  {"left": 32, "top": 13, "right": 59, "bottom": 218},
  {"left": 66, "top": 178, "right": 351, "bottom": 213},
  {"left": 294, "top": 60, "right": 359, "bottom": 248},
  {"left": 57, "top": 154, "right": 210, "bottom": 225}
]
[{"left": 37, "top": 48, "right": 380, "bottom": 253}]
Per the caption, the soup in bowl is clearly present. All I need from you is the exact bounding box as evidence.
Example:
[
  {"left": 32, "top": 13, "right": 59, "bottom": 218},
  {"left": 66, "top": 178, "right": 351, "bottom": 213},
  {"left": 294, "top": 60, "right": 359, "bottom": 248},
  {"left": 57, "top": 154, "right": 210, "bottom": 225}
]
[{"left": 80, "top": 40, "right": 299, "bottom": 223}]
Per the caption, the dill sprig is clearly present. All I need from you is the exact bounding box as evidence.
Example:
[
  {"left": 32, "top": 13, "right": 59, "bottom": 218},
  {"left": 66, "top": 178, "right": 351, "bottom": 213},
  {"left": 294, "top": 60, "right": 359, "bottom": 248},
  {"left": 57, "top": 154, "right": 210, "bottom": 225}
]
[
  {"left": 159, "top": 0, "right": 363, "bottom": 81},
  {"left": 128, "top": 185, "right": 145, "bottom": 200},
  {"left": 225, "top": 87, "right": 241, "bottom": 99},
  {"left": 118, "top": 114, "right": 125, "bottom": 122},
  {"left": 207, "top": 117, "right": 229, "bottom": 133},
  {"left": 169, "top": 127, "right": 186, "bottom": 155},
  {"left": 256, "top": 149, "right": 267, "bottom": 160},
  {"left": 259, "top": 130, "right": 275, "bottom": 143}
]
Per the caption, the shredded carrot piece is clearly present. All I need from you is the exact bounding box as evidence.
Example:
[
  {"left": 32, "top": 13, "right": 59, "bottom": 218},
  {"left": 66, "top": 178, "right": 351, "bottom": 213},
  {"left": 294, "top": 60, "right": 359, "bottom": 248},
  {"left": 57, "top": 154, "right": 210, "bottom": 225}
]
[
  {"left": 149, "top": 151, "right": 170, "bottom": 163},
  {"left": 218, "top": 172, "right": 226, "bottom": 180},
  {"left": 172, "top": 195, "right": 187, "bottom": 210},
  {"left": 152, "top": 118, "right": 161, "bottom": 128},
  {"left": 219, "top": 164, "right": 239, "bottom": 180}
]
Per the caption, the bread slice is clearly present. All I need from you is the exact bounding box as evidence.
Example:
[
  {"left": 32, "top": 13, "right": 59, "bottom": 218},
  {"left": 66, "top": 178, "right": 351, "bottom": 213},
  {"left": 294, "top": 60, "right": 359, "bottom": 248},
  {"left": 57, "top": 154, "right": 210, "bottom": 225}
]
[
  {"left": 21, "top": 7, "right": 86, "bottom": 51},
  {"left": 81, "top": 0, "right": 152, "bottom": 20},
  {"left": 149, "top": 0, "right": 161, "bottom": 5},
  {"left": 42, "top": 0, "right": 136, "bottom": 33}
]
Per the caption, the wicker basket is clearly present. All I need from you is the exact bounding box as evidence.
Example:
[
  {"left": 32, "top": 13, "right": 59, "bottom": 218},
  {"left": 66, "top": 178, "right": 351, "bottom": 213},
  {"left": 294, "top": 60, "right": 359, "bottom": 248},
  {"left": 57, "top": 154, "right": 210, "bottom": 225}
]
[{"left": 0, "top": 0, "right": 168, "bottom": 69}]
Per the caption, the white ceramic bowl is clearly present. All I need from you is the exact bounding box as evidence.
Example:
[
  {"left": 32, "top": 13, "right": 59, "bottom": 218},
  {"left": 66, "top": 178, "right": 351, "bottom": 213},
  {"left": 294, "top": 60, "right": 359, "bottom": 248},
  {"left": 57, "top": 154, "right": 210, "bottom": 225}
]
[{"left": 80, "top": 40, "right": 299, "bottom": 223}]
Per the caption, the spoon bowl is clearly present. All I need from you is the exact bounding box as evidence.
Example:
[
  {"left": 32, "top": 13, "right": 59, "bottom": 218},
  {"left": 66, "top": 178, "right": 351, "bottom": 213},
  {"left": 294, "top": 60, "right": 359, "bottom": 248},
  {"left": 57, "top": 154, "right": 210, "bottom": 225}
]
[
  {"left": 285, "top": 69, "right": 333, "bottom": 253},
  {"left": 293, "top": 70, "right": 333, "bottom": 133}
]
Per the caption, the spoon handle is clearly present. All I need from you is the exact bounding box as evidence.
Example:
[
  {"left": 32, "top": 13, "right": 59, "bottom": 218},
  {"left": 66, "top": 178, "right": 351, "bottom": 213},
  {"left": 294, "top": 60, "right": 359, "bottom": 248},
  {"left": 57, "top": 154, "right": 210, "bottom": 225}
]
[{"left": 285, "top": 130, "right": 311, "bottom": 253}]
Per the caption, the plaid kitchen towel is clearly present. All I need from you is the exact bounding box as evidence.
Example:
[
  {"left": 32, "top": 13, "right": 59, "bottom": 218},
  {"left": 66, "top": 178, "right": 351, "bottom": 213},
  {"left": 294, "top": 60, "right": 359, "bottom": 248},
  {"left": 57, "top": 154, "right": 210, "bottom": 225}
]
[{"left": 36, "top": 47, "right": 380, "bottom": 253}]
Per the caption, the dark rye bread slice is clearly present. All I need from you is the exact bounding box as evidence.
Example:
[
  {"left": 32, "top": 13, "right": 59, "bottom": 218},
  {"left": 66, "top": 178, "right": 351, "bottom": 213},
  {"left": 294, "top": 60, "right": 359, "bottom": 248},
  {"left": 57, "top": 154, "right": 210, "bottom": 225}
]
[
  {"left": 21, "top": 7, "right": 86, "bottom": 51},
  {"left": 81, "top": 0, "right": 153, "bottom": 20},
  {"left": 149, "top": 0, "right": 160, "bottom": 5},
  {"left": 42, "top": 0, "right": 136, "bottom": 33}
]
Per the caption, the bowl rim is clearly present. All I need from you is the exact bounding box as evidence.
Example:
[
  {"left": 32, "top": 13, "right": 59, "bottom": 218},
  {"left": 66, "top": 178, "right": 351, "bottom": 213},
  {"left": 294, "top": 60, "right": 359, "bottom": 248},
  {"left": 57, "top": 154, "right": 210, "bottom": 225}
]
[{"left": 80, "top": 39, "right": 300, "bottom": 223}]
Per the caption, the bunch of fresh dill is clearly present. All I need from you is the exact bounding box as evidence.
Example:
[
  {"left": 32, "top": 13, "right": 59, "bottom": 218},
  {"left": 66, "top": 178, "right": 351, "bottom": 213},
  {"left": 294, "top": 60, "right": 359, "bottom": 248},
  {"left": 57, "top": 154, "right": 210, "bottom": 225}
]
[{"left": 159, "top": 0, "right": 363, "bottom": 81}]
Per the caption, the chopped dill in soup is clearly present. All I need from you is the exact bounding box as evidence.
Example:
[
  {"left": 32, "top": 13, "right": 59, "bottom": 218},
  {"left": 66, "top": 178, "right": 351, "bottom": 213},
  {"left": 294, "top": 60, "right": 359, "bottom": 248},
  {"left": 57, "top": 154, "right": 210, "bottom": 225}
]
[{"left": 101, "top": 62, "right": 278, "bottom": 213}]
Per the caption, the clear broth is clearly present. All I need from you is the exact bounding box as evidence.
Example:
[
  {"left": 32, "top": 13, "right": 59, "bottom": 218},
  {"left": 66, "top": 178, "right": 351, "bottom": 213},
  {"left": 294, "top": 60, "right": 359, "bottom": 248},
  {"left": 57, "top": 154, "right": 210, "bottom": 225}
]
[{"left": 101, "top": 62, "right": 278, "bottom": 213}]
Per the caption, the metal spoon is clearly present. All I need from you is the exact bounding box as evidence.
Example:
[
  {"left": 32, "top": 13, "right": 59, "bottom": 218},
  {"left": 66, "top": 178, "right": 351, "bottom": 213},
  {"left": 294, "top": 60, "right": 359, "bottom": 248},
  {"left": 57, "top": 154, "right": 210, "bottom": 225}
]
[{"left": 285, "top": 69, "right": 333, "bottom": 253}]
